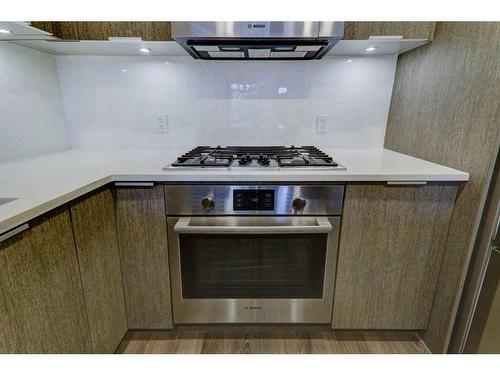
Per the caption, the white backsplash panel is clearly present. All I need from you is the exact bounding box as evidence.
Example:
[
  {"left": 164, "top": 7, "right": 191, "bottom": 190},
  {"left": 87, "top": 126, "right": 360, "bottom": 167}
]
[
  {"left": 0, "top": 42, "right": 70, "bottom": 162},
  {"left": 57, "top": 55, "right": 397, "bottom": 149}
]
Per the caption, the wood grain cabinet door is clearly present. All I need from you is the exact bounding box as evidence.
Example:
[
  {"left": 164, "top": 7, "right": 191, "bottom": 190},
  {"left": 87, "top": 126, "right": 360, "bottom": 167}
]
[
  {"left": 344, "top": 22, "right": 436, "bottom": 40},
  {"left": 30, "top": 21, "right": 79, "bottom": 40},
  {"left": 332, "top": 183, "right": 457, "bottom": 329},
  {"left": 76, "top": 22, "right": 172, "bottom": 41},
  {"left": 115, "top": 185, "right": 173, "bottom": 329},
  {"left": 0, "top": 209, "right": 91, "bottom": 353},
  {"left": 70, "top": 189, "right": 127, "bottom": 353},
  {"left": 30, "top": 21, "right": 172, "bottom": 41}
]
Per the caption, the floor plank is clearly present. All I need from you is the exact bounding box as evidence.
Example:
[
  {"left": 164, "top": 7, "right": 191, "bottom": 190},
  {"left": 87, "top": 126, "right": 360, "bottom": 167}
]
[{"left": 116, "top": 326, "right": 429, "bottom": 354}]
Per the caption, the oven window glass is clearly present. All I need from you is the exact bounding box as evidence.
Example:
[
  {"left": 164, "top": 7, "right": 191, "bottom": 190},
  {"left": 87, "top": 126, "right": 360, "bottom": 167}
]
[{"left": 179, "top": 234, "right": 327, "bottom": 299}]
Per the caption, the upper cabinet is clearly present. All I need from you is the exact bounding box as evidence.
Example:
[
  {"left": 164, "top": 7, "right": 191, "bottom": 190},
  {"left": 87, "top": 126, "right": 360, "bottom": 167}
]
[
  {"left": 28, "top": 22, "right": 79, "bottom": 40},
  {"left": 30, "top": 21, "right": 172, "bottom": 41},
  {"left": 344, "top": 22, "right": 436, "bottom": 40},
  {"left": 22, "top": 21, "right": 435, "bottom": 56},
  {"left": 29, "top": 21, "right": 435, "bottom": 42}
]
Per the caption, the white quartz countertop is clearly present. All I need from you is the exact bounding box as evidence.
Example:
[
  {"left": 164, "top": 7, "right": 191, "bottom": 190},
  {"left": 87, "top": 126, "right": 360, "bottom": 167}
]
[{"left": 0, "top": 148, "right": 469, "bottom": 235}]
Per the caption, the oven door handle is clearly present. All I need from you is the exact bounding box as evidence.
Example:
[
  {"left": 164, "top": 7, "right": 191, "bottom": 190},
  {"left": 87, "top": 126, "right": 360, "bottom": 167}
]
[{"left": 173, "top": 217, "right": 333, "bottom": 234}]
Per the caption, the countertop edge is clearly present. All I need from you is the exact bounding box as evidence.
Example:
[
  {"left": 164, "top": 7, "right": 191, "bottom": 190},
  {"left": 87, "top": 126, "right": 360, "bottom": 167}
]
[{"left": 0, "top": 171, "right": 468, "bottom": 236}]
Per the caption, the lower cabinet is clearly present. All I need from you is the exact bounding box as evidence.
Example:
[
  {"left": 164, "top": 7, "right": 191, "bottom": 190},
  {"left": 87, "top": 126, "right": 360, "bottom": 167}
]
[
  {"left": 0, "top": 209, "right": 91, "bottom": 353},
  {"left": 0, "top": 181, "right": 462, "bottom": 352},
  {"left": 70, "top": 189, "right": 127, "bottom": 353},
  {"left": 332, "top": 183, "right": 458, "bottom": 329},
  {"left": 115, "top": 185, "right": 173, "bottom": 329}
]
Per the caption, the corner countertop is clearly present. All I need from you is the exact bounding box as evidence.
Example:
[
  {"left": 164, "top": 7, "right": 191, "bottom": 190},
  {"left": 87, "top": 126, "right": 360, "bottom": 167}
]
[{"left": 0, "top": 148, "right": 469, "bottom": 235}]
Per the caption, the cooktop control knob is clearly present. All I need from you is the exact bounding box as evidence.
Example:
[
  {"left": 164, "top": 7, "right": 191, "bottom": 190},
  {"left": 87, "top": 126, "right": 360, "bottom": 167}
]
[
  {"left": 292, "top": 197, "right": 307, "bottom": 212},
  {"left": 200, "top": 195, "right": 215, "bottom": 211}
]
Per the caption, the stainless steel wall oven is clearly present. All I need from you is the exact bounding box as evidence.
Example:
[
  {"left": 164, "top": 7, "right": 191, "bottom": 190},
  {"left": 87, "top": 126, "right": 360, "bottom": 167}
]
[{"left": 166, "top": 184, "right": 344, "bottom": 324}]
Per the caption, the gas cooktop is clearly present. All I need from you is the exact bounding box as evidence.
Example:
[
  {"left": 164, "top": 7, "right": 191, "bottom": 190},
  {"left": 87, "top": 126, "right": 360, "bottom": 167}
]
[{"left": 164, "top": 146, "right": 346, "bottom": 170}]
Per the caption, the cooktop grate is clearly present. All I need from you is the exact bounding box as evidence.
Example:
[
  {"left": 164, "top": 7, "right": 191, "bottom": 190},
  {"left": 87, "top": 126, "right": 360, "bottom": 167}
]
[{"left": 170, "top": 145, "right": 340, "bottom": 168}]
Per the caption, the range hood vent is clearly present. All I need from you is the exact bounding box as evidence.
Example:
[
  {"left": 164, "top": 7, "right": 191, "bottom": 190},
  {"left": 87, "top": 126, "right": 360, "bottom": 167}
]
[{"left": 172, "top": 22, "right": 344, "bottom": 60}]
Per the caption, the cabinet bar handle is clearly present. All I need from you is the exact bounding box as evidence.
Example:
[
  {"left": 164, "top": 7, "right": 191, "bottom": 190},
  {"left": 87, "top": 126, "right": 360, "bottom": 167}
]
[
  {"left": 114, "top": 182, "right": 154, "bottom": 187},
  {"left": 387, "top": 181, "right": 427, "bottom": 185},
  {"left": 0, "top": 223, "right": 29, "bottom": 243}
]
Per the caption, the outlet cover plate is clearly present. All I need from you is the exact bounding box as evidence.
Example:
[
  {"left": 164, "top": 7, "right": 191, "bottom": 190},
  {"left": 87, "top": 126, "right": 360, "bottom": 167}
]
[
  {"left": 316, "top": 115, "right": 328, "bottom": 134},
  {"left": 156, "top": 113, "right": 168, "bottom": 133}
]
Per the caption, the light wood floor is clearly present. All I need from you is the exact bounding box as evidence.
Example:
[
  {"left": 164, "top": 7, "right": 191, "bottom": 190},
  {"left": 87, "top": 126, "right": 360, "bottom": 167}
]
[{"left": 116, "top": 326, "right": 429, "bottom": 354}]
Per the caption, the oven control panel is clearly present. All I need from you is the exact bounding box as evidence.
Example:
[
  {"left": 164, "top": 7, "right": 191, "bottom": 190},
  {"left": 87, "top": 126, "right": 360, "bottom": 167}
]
[
  {"left": 233, "top": 189, "right": 275, "bottom": 211},
  {"left": 165, "top": 184, "right": 344, "bottom": 216}
]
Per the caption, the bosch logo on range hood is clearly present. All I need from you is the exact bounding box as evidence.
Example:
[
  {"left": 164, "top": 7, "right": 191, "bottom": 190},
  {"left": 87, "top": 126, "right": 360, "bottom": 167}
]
[{"left": 172, "top": 22, "right": 344, "bottom": 60}]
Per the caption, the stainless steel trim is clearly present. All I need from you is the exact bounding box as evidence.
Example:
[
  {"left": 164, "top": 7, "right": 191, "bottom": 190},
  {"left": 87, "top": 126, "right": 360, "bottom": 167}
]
[
  {"left": 318, "top": 22, "right": 345, "bottom": 38},
  {"left": 115, "top": 182, "right": 154, "bottom": 187},
  {"left": 387, "top": 181, "right": 428, "bottom": 185},
  {"left": 165, "top": 184, "right": 344, "bottom": 216},
  {"left": 172, "top": 22, "right": 329, "bottom": 39},
  {"left": 0, "top": 223, "right": 29, "bottom": 243},
  {"left": 463, "top": 247, "right": 500, "bottom": 353},
  {"left": 167, "top": 216, "right": 340, "bottom": 324},
  {"left": 163, "top": 162, "right": 347, "bottom": 171},
  {"left": 173, "top": 216, "right": 332, "bottom": 234}
]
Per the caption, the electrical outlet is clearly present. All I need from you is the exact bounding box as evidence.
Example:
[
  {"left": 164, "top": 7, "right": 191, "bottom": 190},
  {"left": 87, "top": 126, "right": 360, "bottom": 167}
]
[
  {"left": 316, "top": 115, "right": 328, "bottom": 134},
  {"left": 156, "top": 113, "right": 168, "bottom": 133}
]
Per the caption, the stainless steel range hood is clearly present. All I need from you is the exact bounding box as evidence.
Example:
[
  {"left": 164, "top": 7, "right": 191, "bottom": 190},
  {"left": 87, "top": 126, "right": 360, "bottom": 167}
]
[{"left": 171, "top": 22, "right": 344, "bottom": 60}]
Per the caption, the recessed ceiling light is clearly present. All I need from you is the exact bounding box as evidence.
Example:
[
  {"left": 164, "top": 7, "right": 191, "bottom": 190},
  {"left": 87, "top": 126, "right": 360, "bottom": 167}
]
[
  {"left": 346, "top": 59, "right": 353, "bottom": 63},
  {"left": 365, "top": 47, "right": 377, "bottom": 52},
  {"left": 139, "top": 48, "right": 151, "bottom": 54},
  {"left": 121, "top": 69, "right": 127, "bottom": 72},
  {"left": 0, "top": 29, "right": 12, "bottom": 34}
]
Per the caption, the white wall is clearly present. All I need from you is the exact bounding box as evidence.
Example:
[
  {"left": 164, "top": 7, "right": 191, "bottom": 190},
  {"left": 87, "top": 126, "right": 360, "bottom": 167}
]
[
  {"left": 0, "top": 42, "right": 70, "bottom": 162},
  {"left": 57, "top": 55, "right": 397, "bottom": 150}
]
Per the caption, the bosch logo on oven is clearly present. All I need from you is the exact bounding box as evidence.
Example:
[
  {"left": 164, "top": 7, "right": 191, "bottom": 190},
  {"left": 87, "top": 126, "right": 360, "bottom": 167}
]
[
  {"left": 244, "top": 306, "right": 263, "bottom": 310},
  {"left": 248, "top": 24, "right": 266, "bottom": 29}
]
